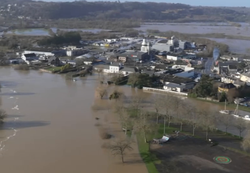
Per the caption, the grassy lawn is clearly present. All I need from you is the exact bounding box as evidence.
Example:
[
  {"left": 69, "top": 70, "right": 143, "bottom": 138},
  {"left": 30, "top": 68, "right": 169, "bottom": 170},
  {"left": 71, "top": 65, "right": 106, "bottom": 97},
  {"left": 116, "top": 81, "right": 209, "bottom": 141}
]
[{"left": 137, "top": 125, "right": 177, "bottom": 173}]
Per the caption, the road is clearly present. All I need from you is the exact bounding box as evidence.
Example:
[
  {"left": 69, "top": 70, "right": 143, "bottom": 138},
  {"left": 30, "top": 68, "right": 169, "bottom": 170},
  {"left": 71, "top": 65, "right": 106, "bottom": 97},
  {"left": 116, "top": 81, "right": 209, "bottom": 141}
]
[{"left": 204, "top": 57, "right": 214, "bottom": 75}]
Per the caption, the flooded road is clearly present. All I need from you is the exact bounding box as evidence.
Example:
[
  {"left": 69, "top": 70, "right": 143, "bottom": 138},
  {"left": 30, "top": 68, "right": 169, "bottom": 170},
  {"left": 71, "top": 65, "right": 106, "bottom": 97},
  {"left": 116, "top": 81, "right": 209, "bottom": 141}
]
[{"left": 0, "top": 67, "right": 146, "bottom": 173}]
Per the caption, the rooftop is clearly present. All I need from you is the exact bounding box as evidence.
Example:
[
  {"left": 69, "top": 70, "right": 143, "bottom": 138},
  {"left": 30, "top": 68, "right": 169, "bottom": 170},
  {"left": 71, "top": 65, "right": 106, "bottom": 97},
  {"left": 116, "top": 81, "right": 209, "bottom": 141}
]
[
  {"left": 161, "top": 75, "right": 195, "bottom": 85},
  {"left": 219, "top": 83, "right": 236, "bottom": 89},
  {"left": 164, "top": 68, "right": 184, "bottom": 75}
]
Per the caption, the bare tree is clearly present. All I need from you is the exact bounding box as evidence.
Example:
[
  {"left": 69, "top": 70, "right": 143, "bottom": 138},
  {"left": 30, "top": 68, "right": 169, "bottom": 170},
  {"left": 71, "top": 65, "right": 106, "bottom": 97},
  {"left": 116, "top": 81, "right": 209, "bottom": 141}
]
[
  {"left": 160, "top": 95, "right": 175, "bottom": 134},
  {"left": 96, "top": 85, "right": 108, "bottom": 99},
  {"left": 185, "top": 102, "right": 200, "bottom": 136},
  {"left": 242, "top": 130, "right": 250, "bottom": 151},
  {"left": 153, "top": 95, "right": 163, "bottom": 124},
  {"left": 106, "top": 139, "right": 133, "bottom": 163},
  {"left": 217, "top": 114, "right": 234, "bottom": 133},
  {"left": 126, "top": 95, "right": 144, "bottom": 118},
  {"left": 172, "top": 97, "right": 185, "bottom": 131},
  {"left": 135, "top": 111, "right": 156, "bottom": 143},
  {"left": 118, "top": 107, "right": 133, "bottom": 135},
  {"left": 0, "top": 109, "right": 6, "bottom": 123},
  {"left": 199, "top": 108, "right": 216, "bottom": 140},
  {"left": 109, "top": 89, "right": 123, "bottom": 101},
  {"left": 234, "top": 117, "right": 247, "bottom": 138}
]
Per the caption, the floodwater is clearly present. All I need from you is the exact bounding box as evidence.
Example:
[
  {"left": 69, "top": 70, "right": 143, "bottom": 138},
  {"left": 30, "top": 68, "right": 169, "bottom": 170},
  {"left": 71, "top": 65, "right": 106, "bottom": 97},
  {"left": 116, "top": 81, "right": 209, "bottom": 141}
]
[
  {"left": 207, "top": 38, "right": 250, "bottom": 54},
  {"left": 137, "top": 22, "right": 250, "bottom": 54},
  {"left": 0, "top": 67, "right": 146, "bottom": 173},
  {"left": 0, "top": 67, "right": 248, "bottom": 173},
  {"left": 6, "top": 28, "right": 51, "bottom": 36},
  {"left": 5, "top": 28, "right": 108, "bottom": 36},
  {"left": 138, "top": 22, "right": 250, "bottom": 37}
]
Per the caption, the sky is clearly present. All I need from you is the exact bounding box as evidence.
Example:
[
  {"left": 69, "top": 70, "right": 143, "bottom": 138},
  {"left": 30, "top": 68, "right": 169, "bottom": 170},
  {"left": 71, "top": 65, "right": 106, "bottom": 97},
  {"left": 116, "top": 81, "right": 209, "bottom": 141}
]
[{"left": 40, "top": 0, "right": 250, "bottom": 7}]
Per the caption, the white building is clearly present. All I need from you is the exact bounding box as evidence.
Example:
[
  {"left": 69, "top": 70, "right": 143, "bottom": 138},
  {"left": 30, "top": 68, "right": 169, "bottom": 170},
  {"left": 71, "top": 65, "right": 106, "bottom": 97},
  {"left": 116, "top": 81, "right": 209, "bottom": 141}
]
[
  {"left": 140, "top": 39, "right": 151, "bottom": 53},
  {"left": 172, "top": 65, "right": 194, "bottom": 78},
  {"left": 167, "top": 55, "right": 179, "bottom": 61},
  {"left": 162, "top": 76, "right": 196, "bottom": 93},
  {"left": 23, "top": 50, "right": 54, "bottom": 57}
]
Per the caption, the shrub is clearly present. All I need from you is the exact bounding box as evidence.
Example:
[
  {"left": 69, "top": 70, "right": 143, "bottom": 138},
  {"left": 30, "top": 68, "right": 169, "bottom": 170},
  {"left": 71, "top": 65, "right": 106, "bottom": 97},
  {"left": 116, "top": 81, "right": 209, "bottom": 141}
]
[{"left": 14, "top": 64, "right": 29, "bottom": 70}]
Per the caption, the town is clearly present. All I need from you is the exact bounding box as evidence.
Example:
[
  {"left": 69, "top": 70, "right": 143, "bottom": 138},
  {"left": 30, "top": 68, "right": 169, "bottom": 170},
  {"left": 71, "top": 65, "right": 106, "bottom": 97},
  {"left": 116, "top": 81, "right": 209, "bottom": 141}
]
[{"left": 3, "top": 33, "right": 250, "bottom": 115}]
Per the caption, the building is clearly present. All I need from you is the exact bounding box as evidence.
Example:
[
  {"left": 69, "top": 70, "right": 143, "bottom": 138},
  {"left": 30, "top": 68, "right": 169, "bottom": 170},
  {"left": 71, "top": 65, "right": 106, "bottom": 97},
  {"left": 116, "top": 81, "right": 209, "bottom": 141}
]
[
  {"left": 23, "top": 50, "right": 54, "bottom": 57},
  {"left": 21, "top": 53, "right": 39, "bottom": 64},
  {"left": 140, "top": 39, "right": 151, "bottom": 53},
  {"left": 166, "top": 55, "right": 179, "bottom": 61},
  {"left": 118, "top": 50, "right": 151, "bottom": 63},
  {"left": 94, "top": 63, "right": 121, "bottom": 74},
  {"left": 213, "top": 61, "right": 238, "bottom": 75},
  {"left": 218, "top": 83, "right": 236, "bottom": 93},
  {"left": 152, "top": 39, "right": 174, "bottom": 52},
  {"left": 161, "top": 75, "right": 196, "bottom": 93},
  {"left": 160, "top": 65, "right": 194, "bottom": 78},
  {"left": 240, "top": 72, "right": 250, "bottom": 82},
  {"left": 63, "top": 46, "right": 86, "bottom": 57}
]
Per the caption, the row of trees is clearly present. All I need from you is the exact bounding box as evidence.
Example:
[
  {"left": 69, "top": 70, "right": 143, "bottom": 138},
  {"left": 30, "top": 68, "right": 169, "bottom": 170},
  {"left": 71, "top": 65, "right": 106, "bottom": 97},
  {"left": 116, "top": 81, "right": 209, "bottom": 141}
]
[
  {"left": 94, "top": 89, "right": 250, "bottom": 163},
  {"left": 7, "top": 1, "right": 249, "bottom": 22},
  {"left": 38, "top": 31, "right": 81, "bottom": 46},
  {"left": 113, "top": 94, "right": 250, "bottom": 151},
  {"left": 189, "top": 74, "right": 241, "bottom": 103}
]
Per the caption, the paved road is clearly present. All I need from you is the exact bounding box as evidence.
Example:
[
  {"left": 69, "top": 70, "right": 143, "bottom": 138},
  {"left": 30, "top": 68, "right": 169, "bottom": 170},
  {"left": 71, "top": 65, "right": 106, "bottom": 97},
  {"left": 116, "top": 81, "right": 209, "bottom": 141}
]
[{"left": 204, "top": 58, "right": 214, "bottom": 74}]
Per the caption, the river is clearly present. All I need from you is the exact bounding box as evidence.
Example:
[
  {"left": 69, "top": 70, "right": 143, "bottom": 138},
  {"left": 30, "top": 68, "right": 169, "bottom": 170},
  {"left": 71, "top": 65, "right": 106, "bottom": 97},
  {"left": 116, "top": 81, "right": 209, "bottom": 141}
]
[{"left": 0, "top": 67, "right": 146, "bottom": 173}]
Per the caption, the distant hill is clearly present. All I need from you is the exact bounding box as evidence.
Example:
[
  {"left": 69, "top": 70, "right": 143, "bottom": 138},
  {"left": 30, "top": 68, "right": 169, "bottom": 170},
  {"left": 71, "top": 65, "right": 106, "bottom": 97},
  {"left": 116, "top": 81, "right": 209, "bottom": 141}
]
[{"left": 1, "top": 1, "right": 250, "bottom": 22}]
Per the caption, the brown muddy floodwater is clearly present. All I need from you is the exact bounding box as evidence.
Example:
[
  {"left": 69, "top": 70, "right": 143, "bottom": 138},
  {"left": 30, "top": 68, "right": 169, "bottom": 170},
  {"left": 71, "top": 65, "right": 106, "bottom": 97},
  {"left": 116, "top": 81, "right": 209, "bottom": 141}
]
[
  {"left": 0, "top": 67, "right": 248, "bottom": 173},
  {"left": 0, "top": 67, "right": 147, "bottom": 173}
]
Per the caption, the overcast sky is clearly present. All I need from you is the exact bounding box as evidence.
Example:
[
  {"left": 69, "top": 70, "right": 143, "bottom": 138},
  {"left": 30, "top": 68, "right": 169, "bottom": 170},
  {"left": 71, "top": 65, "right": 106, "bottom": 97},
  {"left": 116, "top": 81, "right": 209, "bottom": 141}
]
[{"left": 41, "top": 0, "right": 250, "bottom": 7}]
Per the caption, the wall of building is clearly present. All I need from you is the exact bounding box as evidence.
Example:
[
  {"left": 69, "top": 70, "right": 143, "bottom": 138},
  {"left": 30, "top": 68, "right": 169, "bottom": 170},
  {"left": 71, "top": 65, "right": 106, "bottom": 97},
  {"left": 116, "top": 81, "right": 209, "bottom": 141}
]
[{"left": 23, "top": 50, "right": 54, "bottom": 56}]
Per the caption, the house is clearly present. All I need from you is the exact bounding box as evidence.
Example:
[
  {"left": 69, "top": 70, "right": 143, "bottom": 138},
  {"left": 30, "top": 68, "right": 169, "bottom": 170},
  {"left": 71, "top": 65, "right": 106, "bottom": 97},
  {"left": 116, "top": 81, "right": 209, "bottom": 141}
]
[
  {"left": 166, "top": 55, "right": 179, "bottom": 61},
  {"left": 161, "top": 75, "right": 196, "bottom": 93},
  {"left": 21, "top": 53, "right": 39, "bottom": 64},
  {"left": 118, "top": 51, "right": 151, "bottom": 63},
  {"left": 120, "top": 67, "right": 135, "bottom": 75},
  {"left": 76, "top": 54, "right": 97, "bottom": 65},
  {"left": 221, "top": 76, "right": 236, "bottom": 84},
  {"left": 63, "top": 46, "right": 86, "bottom": 57},
  {"left": 48, "top": 57, "right": 62, "bottom": 67},
  {"left": 218, "top": 83, "right": 236, "bottom": 93},
  {"left": 172, "top": 65, "right": 194, "bottom": 78},
  {"left": 159, "top": 66, "right": 194, "bottom": 78},
  {"left": 23, "top": 50, "right": 54, "bottom": 57},
  {"left": 152, "top": 39, "right": 174, "bottom": 52},
  {"left": 240, "top": 72, "right": 250, "bottom": 82},
  {"left": 94, "top": 63, "right": 122, "bottom": 74},
  {"left": 213, "top": 61, "right": 239, "bottom": 75},
  {"left": 220, "top": 55, "right": 239, "bottom": 61}
]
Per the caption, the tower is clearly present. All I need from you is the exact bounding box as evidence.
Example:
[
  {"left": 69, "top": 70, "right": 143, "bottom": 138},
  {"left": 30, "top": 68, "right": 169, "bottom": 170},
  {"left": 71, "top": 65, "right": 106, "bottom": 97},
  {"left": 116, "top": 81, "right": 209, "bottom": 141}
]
[{"left": 141, "top": 39, "right": 149, "bottom": 53}]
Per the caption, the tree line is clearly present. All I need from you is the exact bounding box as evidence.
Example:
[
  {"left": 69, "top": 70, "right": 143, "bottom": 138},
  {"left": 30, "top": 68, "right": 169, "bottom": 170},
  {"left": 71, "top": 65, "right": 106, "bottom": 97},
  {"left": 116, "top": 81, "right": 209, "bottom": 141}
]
[
  {"left": 3, "top": 1, "right": 250, "bottom": 22},
  {"left": 94, "top": 82, "right": 250, "bottom": 161}
]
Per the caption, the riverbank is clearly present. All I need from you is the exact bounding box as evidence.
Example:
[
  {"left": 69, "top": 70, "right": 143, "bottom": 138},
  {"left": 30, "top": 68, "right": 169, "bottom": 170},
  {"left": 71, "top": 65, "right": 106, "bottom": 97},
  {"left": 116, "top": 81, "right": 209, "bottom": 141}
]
[{"left": 92, "top": 98, "right": 147, "bottom": 173}]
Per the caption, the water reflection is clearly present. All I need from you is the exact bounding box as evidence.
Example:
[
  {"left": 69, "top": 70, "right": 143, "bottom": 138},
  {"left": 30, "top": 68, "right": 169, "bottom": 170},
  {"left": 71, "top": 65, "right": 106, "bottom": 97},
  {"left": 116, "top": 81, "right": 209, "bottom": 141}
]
[
  {"left": 18, "top": 70, "right": 31, "bottom": 76},
  {"left": 2, "top": 120, "right": 50, "bottom": 130}
]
